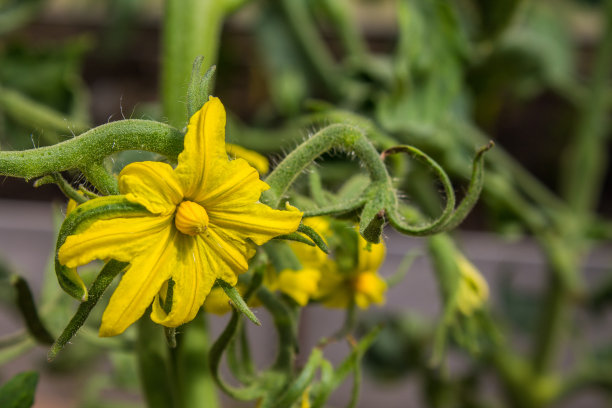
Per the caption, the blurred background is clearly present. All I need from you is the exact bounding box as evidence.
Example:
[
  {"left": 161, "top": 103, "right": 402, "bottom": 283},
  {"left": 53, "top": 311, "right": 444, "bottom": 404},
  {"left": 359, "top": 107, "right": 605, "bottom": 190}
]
[{"left": 1, "top": 0, "right": 611, "bottom": 407}]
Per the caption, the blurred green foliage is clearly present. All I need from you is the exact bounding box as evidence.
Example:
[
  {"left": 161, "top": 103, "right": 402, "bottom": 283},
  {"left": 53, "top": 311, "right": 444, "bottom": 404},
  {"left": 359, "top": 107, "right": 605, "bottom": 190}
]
[{"left": 1, "top": 0, "right": 612, "bottom": 407}]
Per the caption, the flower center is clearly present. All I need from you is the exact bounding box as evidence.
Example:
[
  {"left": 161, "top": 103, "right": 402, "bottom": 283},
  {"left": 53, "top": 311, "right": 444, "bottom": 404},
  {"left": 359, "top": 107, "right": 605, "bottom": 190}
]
[
  {"left": 175, "top": 201, "right": 209, "bottom": 236},
  {"left": 352, "top": 273, "right": 378, "bottom": 298}
]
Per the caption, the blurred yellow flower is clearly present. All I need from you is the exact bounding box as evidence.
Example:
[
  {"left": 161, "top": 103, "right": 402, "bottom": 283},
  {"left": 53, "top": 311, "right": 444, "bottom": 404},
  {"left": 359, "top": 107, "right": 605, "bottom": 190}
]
[
  {"left": 316, "top": 227, "right": 387, "bottom": 309},
  {"left": 58, "top": 97, "right": 302, "bottom": 336},
  {"left": 266, "top": 267, "right": 321, "bottom": 306},
  {"left": 455, "top": 254, "right": 488, "bottom": 315}
]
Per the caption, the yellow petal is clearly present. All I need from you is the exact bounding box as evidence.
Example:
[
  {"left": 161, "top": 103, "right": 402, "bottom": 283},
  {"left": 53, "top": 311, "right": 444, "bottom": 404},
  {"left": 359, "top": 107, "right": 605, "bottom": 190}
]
[
  {"left": 198, "top": 157, "right": 269, "bottom": 207},
  {"left": 301, "top": 386, "right": 311, "bottom": 408},
  {"left": 316, "top": 267, "right": 352, "bottom": 309},
  {"left": 456, "top": 255, "right": 488, "bottom": 315},
  {"left": 175, "top": 97, "right": 227, "bottom": 199},
  {"left": 199, "top": 226, "right": 256, "bottom": 285},
  {"left": 119, "top": 161, "right": 183, "bottom": 215},
  {"left": 302, "top": 217, "right": 331, "bottom": 237},
  {"left": 356, "top": 233, "right": 386, "bottom": 272},
  {"left": 59, "top": 215, "right": 173, "bottom": 268},
  {"left": 353, "top": 272, "right": 387, "bottom": 309},
  {"left": 208, "top": 202, "right": 302, "bottom": 246},
  {"left": 151, "top": 235, "right": 216, "bottom": 327},
  {"left": 277, "top": 268, "right": 321, "bottom": 306},
  {"left": 99, "top": 228, "right": 178, "bottom": 336},
  {"left": 226, "top": 143, "right": 270, "bottom": 174}
]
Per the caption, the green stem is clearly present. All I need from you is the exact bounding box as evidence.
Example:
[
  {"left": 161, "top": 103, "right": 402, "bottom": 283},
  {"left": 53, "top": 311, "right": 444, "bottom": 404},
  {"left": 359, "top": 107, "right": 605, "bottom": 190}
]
[
  {"left": 177, "top": 315, "right": 220, "bottom": 408},
  {"left": 209, "top": 311, "right": 266, "bottom": 400},
  {"left": 313, "top": 0, "right": 368, "bottom": 62},
  {"left": 80, "top": 162, "right": 119, "bottom": 195},
  {"left": 531, "top": 276, "right": 568, "bottom": 376},
  {"left": 257, "top": 288, "right": 297, "bottom": 372},
  {"left": 0, "top": 85, "right": 89, "bottom": 138},
  {"left": 50, "top": 173, "right": 87, "bottom": 203},
  {"left": 262, "top": 124, "right": 390, "bottom": 209},
  {"left": 137, "top": 317, "right": 176, "bottom": 408},
  {"left": 560, "top": 0, "right": 612, "bottom": 215},
  {"left": 277, "top": 0, "right": 342, "bottom": 92},
  {"left": 0, "top": 120, "right": 183, "bottom": 180},
  {"left": 162, "top": 0, "right": 230, "bottom": 127},
  {"left": 269, "top": 348, "right": 323, "bottom": 408},
  {"left": 10, "top": 275, "right": 54, "bottom": 345}
]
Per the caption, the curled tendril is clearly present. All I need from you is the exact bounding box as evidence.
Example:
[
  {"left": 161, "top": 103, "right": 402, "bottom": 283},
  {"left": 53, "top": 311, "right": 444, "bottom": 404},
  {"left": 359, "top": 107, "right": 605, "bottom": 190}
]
[
  {"left": 383, "top": 142, "right": 494, "bottom": 236},
  {"left": 264, "top": 122, "right": 492, "bottom": 242}
]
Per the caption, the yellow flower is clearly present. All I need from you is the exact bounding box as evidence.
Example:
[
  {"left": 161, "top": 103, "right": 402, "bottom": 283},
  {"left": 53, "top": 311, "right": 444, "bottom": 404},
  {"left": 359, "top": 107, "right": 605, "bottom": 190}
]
[
  {"left": 455, "top": 254, "right": 488, "bottom": 315},
  {"left": 316, "top": 227, "right": 387, "bottom": 309},
  {"left": 58, "top": 97, "right": 302, "bottom": 336},
  {"left": 266, "top": 268, "right": 321, "bottom": 306}
]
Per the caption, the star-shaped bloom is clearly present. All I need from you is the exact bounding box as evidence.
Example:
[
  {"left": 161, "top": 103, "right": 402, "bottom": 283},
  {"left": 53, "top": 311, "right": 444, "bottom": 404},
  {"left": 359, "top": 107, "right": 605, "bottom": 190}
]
[{"left": 58, "top": 97, "right": 302, "bottom": 336}]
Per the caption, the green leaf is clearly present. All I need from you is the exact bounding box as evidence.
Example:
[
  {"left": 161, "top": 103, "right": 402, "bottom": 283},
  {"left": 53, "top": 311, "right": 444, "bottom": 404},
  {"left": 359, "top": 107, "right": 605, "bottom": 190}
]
[{"left": 0, "top": 371, "right": 39, "bottom": 408}]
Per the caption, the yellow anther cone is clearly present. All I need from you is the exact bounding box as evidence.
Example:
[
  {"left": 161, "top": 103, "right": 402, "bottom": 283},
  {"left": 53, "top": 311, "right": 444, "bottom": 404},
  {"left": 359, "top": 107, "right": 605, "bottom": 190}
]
[{"left": 175, "top": 201, "right": 209, "bottom": 236}]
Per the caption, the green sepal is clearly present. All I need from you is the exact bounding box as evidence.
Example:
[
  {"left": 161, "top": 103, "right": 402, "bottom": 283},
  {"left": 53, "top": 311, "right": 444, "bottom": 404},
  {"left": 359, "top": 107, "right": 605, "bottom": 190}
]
[
  {"left": 358, "top": 183, "right": 395, "bottom": 244},
  {"left": 187, "top": 56, "right": 217, "bottom": 118},
  {"left": 0, "top": 371, "right": 38, "bottom": 408},
  {"left": 217, "top": 279, "right": 261, "bottom": 326},
  {"left": 55, "top": 196, "right": 149, "bottom": 301},
  {"left": 273, "top": 232, "right": 315, "bottom": 247},
  {"left": 297, "top": 223, "right": 329, "bottom": 254},
  {"left": 48, "top": 259, "right": 127, "bottom": 361}
]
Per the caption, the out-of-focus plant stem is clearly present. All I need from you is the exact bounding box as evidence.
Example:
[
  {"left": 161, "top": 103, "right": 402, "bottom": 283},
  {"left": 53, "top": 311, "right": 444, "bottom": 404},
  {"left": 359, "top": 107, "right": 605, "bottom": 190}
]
[
  {"left": 0, "top": 85, "right": 90, "bottom": 143},
  {"left": 561, "top": 1, "right": 612, "bottom": 216},
  {"left": 277, "top": 0, "right": 364, "bottom": 101},
  {"left": 162, "top": 0, "right": 226, "bottom": 128},
  {"left": 138, "top": 0, "right": 247, "bottom": 406},
  {"left": 531, "top": 0, "right": 612, "bottom": 386}
]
